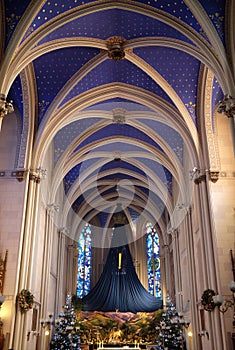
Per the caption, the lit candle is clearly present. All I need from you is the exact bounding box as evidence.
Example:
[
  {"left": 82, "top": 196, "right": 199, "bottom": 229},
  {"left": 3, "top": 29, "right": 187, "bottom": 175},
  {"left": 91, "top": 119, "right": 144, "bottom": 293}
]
[{"left": 118, "top": 252, "right": 122, "bottom": 269}]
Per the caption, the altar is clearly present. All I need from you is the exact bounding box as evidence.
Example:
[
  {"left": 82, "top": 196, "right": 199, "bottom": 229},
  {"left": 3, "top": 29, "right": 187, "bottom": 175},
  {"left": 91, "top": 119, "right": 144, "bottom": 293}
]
[
  {"left": 97, "top": 343, "right": 142, "bottom": 350},
  {"left": 98, "top": 348, "right": 141, "bottom": 350}
]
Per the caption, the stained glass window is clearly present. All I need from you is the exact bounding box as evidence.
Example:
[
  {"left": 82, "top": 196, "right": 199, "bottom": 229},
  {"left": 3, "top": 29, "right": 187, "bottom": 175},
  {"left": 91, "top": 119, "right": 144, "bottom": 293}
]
[
  {"left": 146, "top": 222, "right": 161, "bottom": 298},
  {"left": 76, "top": 223, "right": 92, "bottom": 297}
]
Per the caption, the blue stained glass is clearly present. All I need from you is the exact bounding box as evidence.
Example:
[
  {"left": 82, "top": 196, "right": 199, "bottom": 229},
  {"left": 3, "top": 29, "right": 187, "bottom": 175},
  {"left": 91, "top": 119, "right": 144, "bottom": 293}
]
[
  {"left": 77, "top": 224, "right": 92, "bottom": 297},
  {"left": 146, "top": 223, "right": 161, "bottom": 298}
]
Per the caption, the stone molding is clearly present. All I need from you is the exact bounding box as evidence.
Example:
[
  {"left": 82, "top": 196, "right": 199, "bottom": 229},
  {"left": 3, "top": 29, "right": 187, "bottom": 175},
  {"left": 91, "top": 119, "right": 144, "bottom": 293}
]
[{"left": 203, "top": 69, "right": 221, "bottom": 174}]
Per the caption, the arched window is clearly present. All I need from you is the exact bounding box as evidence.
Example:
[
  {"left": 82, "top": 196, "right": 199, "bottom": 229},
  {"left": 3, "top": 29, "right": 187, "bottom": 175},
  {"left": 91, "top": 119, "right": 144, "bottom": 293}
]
[
  {"left": 146, "top": 222, "right": 161, "bottom": 298},
  {"left": 76, "top": 223, "right": 92, "bottom": 297}
]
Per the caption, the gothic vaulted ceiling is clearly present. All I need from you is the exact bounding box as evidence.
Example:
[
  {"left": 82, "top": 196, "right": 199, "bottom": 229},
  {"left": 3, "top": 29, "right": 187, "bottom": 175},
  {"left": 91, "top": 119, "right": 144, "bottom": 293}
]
[{"left": 2, "top": 0, "right": 227, "bottom": 241}]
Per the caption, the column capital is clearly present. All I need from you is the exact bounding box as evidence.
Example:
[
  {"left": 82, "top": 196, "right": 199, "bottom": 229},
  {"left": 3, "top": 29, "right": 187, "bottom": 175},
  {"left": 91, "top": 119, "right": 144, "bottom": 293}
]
[
  {"left": 167, "top": 227, "right": 178, "bottom": 237},
  {"left": 47, "top": 203, "right": 59, "bottom": 213},
  {"left": 29, "top": 167, "right": 47, "bottom": 183},
  {"left": 60, "top": 227, "right": 69, "bottom": 236},
  {"left": 29, "top": 171, "right": 41, "bottom": 183},
  {"left": 162, "top": 244, "right": 170, "bottom": 251},
  {"left": 0, "top": 93, "right": 14, "bottom": 119},
  {"left": 192, "top": 169, "right": 207, "bottom": 184},
  {"left": 190, "top": 167, "right": 206, "bottom": 184},
  {"left": 217, "top": 94, "right": 235, "bottom": 118}
]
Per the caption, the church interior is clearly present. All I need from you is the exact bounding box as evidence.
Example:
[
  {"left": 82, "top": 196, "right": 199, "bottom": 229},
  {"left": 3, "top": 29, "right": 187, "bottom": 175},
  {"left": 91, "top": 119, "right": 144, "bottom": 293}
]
[{"left": 0, "top": 0, "right": 235, "bottom": 349}]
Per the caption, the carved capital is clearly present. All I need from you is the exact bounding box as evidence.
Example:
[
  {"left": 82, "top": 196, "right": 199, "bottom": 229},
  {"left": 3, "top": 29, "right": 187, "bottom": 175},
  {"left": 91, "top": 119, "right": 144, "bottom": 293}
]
[
  {"left": 60, "top": 227, "right": 70, "bottom": 235},
  {"left": 170, "top": 230, "right": 179, "bottom": 240},
  {"left": 29, "top": 172, "right": 41, "bottom": 183},
  {"left": 29, "top": 167, "right": 47, "bottom": 183},
  {"left": 162, "top": 244, "right": 169, "bottom": 251},
  {"left": 194, "top": 174, "right": 206, "bottom": 185},
  {"left": 217, "top": 94, "right": 235, "bottom": 118},
  {"left": 0, "top": 93, "right": 14, "bottom": 119},
  {"left": 47, "top": 203, "right": 59, "bottom": 217},
  {"left": 167, "top": 227, "right": 177, "bottom": 236}
]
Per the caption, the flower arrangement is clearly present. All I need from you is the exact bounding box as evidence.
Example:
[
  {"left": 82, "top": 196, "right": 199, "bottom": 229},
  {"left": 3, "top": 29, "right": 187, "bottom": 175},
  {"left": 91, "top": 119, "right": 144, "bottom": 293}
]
[
  {"left": 17, "top": 289, "right": 34, "bottom": 312},
  {"left": 201, "top": 289, "right": 216, "bottom": 311}
]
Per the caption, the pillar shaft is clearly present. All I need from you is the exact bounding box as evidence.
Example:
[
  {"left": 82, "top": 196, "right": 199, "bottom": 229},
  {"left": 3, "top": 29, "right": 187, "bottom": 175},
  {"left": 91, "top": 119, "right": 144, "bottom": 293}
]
[
  {"left": 195, "top": 173, "right": 227, "bottom": 349},
  {"left": 10, "top": 172, "right": 41, "bottom": 350},
  {"left": 172, "top": 230, "right": 183, "bottom": 311},
  {"left": 38, "top": 205, "right": 57, "bottom": 350},
  {"left": 55, "top": 230, "right": 66, "bottom": 316},
  {"left": 184, "top": 207, "right": 202, "bottom": 350}
]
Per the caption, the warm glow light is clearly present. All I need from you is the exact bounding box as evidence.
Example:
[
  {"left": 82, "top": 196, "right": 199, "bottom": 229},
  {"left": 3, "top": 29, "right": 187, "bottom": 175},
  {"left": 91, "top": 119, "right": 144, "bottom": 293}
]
[
  {"left": 0, "top": 304, "right": 8, "bottom": 319},
  {"left": 45, "top": 330, "right": 50, "bottom": 336},
  {"left": 188, "top": 331, "right": 193, "bottom": 337},
  {"left": 118, "top": 253, "right": 122, "bottom": 269}
]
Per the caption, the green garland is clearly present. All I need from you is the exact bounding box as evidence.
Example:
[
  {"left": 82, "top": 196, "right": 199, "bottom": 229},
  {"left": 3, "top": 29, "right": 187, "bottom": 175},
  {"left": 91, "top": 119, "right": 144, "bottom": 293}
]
[
  {"left": 17, "top": 289, "right": 34, "bottom": 312},
  {"left": 201, "top": 289, "right": 216, "bottom": 311}
]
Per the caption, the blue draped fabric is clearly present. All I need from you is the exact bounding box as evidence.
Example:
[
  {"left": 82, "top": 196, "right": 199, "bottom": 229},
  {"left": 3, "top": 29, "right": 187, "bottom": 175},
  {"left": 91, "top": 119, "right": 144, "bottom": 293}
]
[{"left": 82, "top": 225, "right": 162, "bottom": 313}]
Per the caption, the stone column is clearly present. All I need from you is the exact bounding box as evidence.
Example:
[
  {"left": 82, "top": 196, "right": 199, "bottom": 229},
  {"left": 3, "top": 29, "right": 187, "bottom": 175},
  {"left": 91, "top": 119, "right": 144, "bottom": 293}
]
[
  {"left": 38, "top": 203, "right": 59, "bottom": 350},
  {"left": 161, "top": 242, "right": 170, "bottom": 303},
  {"left": 66, "top": 240, "right": 77, "bottom": 295},
  {"left": 171, "top": 229, "right": 183, "bottom": 311},
  {"left": 183, "top": 206, "right": 202, "bottom": 350},
  {"left": 55, "top": 229, "right": 67, "bottom": 316},
  {"left": 10, "top": 169, "right": 41, "bottom": 350},
  {"left": 194, "top": 171, "right": 227, "bottom": 350}
]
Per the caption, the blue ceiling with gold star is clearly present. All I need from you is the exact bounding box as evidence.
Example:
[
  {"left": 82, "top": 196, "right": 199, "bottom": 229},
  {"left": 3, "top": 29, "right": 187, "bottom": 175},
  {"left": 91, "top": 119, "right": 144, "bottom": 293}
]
[{"left": 5, "top": 0, "right": 225, "bottom": 232}]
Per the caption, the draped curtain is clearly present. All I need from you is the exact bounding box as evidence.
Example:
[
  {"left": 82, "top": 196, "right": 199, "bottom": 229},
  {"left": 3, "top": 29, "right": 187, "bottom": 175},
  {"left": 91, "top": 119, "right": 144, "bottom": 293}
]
[{"left": 82, "top": 225, "right": 162, "bottom": 313}]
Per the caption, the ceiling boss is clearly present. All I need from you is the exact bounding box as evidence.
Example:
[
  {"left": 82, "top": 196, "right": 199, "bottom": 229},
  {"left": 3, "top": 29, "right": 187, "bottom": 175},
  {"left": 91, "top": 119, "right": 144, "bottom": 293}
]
[{"left": 106, "top": 36, "right": 126, "bottom": 61}]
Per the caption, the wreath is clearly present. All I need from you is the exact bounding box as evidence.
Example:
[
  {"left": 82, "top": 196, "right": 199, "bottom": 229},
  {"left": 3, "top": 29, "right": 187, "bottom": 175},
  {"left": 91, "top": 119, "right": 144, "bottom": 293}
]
[
  {"left": 17, "top": 289, "right": 34, "bottom": 312},
  {"left": 201, "top": 289, "right": 216, "bottom": 311}
]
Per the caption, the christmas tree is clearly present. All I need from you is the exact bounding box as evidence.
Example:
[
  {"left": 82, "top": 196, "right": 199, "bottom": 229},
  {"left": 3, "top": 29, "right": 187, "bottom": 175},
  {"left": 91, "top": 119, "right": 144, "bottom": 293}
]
[
  {"left": 50, "top": 294, "right": 81, "bottom": 349},
  {"left": 156, "top": 295, "right": 187, "bottom": 349}
]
